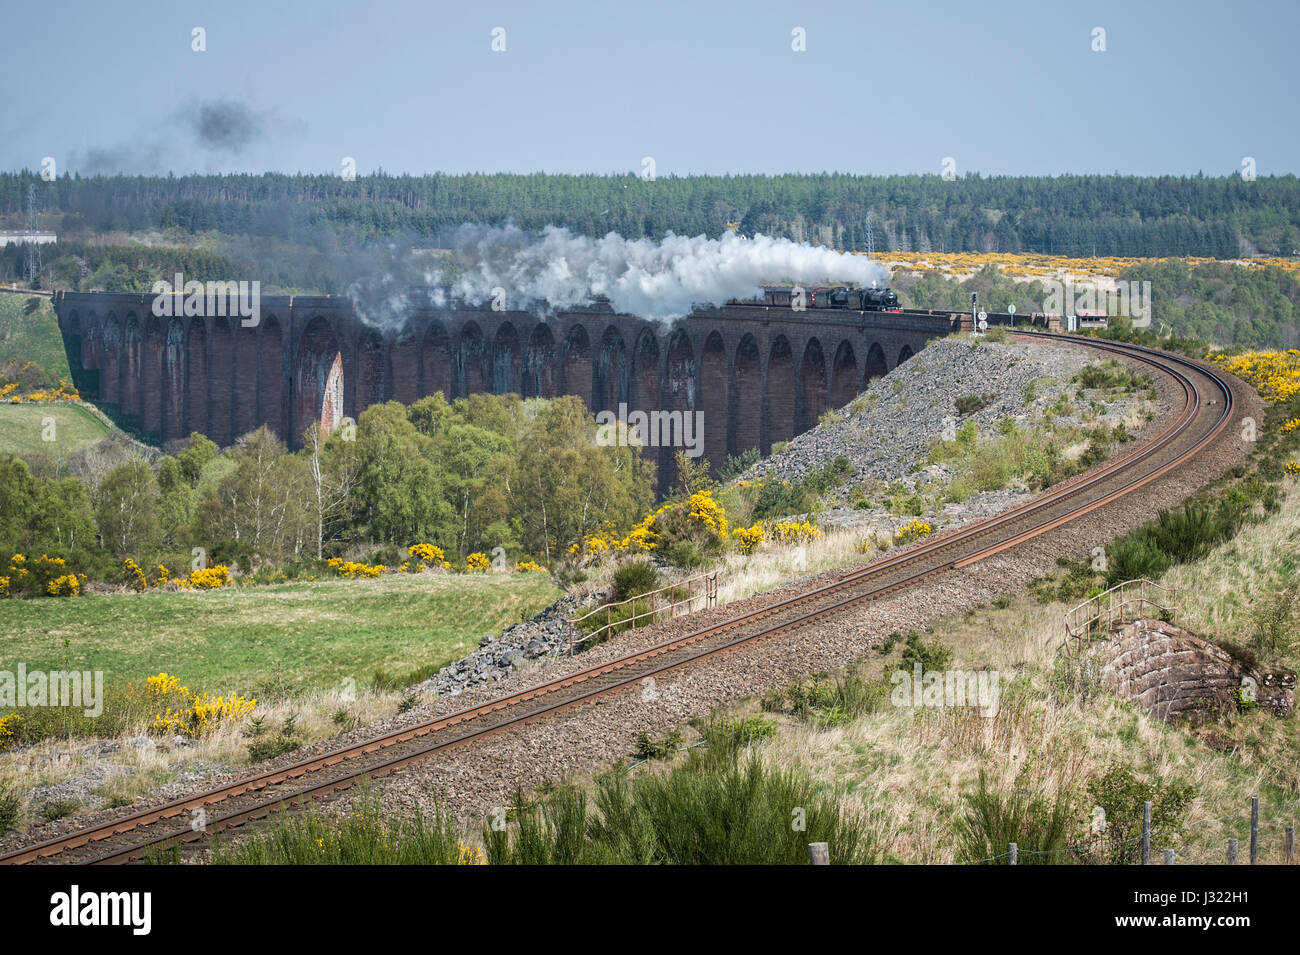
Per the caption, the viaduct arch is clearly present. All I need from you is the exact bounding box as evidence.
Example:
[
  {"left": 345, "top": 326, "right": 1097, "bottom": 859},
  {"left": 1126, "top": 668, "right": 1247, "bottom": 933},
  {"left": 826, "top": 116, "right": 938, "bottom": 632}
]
[{"left": 54, "top": 292, "right": 966, "bottom": 493}]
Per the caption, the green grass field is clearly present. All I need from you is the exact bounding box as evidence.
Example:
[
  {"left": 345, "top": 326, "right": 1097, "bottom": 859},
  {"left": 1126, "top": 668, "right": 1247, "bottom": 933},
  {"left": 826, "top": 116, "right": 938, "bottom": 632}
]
[
  {"left": 0, "top": 294, "right": 70, "bottom": 385},
  {"left": 0, "top": 402, "right": 111, "bottom": 460},
  {"left": 0, "top": 572, "right": 563, "bottom": 698}
]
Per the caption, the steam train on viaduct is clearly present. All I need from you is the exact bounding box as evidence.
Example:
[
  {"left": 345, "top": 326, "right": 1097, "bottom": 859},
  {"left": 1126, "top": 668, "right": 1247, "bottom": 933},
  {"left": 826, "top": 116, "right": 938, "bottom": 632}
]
[{"left": 756, "top": 285, "right": 901, "bottom": 311}]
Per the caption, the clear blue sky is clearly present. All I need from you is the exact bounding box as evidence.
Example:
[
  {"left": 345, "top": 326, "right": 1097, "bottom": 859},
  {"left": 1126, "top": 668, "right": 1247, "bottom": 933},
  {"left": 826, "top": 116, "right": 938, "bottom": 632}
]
[{"left": 2, "top": 0, "right": 1295, "bottom": 177}]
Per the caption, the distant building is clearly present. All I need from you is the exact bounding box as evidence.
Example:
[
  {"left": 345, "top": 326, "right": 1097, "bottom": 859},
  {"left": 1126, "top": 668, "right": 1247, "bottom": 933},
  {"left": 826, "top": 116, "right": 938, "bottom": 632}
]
[{"left": 0, "top": 231, "right": 57, "bottom": 248}]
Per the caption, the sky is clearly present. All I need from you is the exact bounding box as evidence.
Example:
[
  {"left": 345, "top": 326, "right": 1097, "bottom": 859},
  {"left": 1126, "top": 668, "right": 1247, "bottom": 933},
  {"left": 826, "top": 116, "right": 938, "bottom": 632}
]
[{"left": 1, "top": 0, "right": 1296, "bottom": 178}]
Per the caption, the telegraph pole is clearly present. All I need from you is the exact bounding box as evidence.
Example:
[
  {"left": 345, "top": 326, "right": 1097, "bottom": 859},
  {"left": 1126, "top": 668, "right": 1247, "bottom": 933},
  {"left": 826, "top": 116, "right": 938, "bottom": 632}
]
[{"left": 24, "top": 183, "right": 42, "bottom": 286}]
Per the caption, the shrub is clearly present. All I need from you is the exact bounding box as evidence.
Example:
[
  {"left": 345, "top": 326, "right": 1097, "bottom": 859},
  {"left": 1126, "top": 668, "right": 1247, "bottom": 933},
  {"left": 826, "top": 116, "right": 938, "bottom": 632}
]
[
  {"left": 0, "top": 779, "right": 21, "bottom": 836},
  {"left": 485, "top": 740, "right": 887, "bottom": 864},
  {"left": 955, "top": 771, "right": 1078, "bottom": 865},
  {"left": 1084, "top": 764, "right": 1196, "bottom": 865},
  {"left": 955, "top": 393, "right": 996, "bottom": 415},
  {"left": 634, "top": 729, "right": 684, "bottom": 761},
  {"left": 208, "top": 788, "right": 473, "bottom": 865},
  {"left": 1248, "top": 581, "right": 1299, "bottom": 663},
  {"left": 718, "top": 448, "right": 761, "bottom": 481},
  {"left": 612, "top": 560, "right": 661, "bottom": 601},
  {"left": 899, "top": 631, "right": 952, "bottom": 672}
]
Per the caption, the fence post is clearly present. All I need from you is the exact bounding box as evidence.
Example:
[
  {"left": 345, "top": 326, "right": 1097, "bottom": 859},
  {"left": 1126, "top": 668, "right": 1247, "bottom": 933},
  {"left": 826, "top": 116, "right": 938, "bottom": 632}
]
[
  {"left": 808, "top": 842, "right": 829, "bottom": 866},
  {"left": 1286, "top": 826, "right": 1295, "bottom": 864},
  {"left": 568, "top": 621, "right": 574, "bottom": 658},
  {"left": 1141, "top": 801, "right": 1151, "bottom": 865},
  {"left": 1163, "top": 849, "right": 1175, "bottom": 866},
  {"left": 1250, "top": 797, "right": 1259, "bottom": 865},
  {"left": 1228, "top": 838, "right": 1238, "bottom": 865},
  {"left": 1008, "top": 842, "right": 1018, "bottom": 865}
]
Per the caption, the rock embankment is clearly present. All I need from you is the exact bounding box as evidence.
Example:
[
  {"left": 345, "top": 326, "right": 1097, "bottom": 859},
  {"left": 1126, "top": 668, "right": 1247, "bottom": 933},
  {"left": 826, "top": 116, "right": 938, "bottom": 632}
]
[
  {"left": 741, "top": 335, "right": 1150, "bottom": 488},
  {"left": 412, "top": 594, "right": 593, "bottom": 698}
]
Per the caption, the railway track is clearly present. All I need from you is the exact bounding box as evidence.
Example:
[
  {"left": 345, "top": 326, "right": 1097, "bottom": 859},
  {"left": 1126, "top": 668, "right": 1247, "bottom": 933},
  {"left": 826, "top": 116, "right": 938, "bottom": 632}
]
[{"left": 1, "top": 333, "right": 1236, "bottom": 865}]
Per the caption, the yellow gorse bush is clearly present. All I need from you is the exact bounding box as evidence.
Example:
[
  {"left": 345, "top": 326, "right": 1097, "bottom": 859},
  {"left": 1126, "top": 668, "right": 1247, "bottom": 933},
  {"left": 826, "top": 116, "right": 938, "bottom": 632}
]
[
  {"left": 1206, "top": 350, "right": 1300, "bottom": 403},
  {"left": 0, "top": 713, "right": 21, "bottom": 752},
  {"left": 732, "top": 522, "right": 765, "bottom": 554},
  {"left": 2, "top": 554, "right": 86, "bottom": 599},
  {"left": 327, "top": 558, "right": 385, "bottom": 579},
  {"left": 516, "top": 560, "right": 548, "bottom": 573},
  {"left": 867, "top": 251, "right": 1300, "bottom": 281},
  {"left": 1287, "top": 461, "right": 1300, "bottom": 476},
  {"left": 1, "top": 378, "right": 80, "bottom": 404},
  {"left": 407, "top": 543, "right": 451, "bottom": 571},
  {"left": 45, "top": 574, "right": 81, "bottom": 596},
  {"left": 184, "top": 564, "right": 231, "bottom": 589},
  {"left": 768, "top": 520, "right": 823, "bottom": 545},
  {"left": 146, "top": 671, "right": 255, "bottom": 738},
  {"left": 123, "top": 557, "right": 147, "bottom": 591},
  {"left": 465, "top": 552, "right": 490, "bottom": 573},
  {"left": 895, "top": 518, "right": 933, "bottom": 544},
  {"left": 687, "top": 490, "right": 729, "bottom": 538}
]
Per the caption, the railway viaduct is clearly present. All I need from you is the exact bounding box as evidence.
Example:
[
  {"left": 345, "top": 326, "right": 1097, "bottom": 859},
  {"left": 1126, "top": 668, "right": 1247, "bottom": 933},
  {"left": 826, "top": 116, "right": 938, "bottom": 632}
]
[{"left": 52, "top": 290, "right": 970, "bottom": 485}]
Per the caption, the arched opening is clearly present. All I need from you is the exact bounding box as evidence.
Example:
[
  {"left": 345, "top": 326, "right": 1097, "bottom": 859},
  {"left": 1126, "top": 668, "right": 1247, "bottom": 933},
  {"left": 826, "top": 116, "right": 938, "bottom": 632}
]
[
  {"left": 233, "top": 322, "right": 259, "bottom": 440},
  {"left": 492, "top": 322, "right": 521, "bottom": 395},
  {"left": 659, "top": 328, "right": 695, "bottom": 491},
  {"left": 162, "top": 318, "right": 185, "bottom": 443},
  {"left": 422, "top": 322, "right": 452, "bottom": 399},
  {"left": 122, "top": 314, "right": 143, "bottom": 427},
  {"left": 457, "top": 322, "right": 486, "bottom": 397},
  {"left": 830, "top": 340, "right": 858, "bottom": 409},
  {"left": 81, "top": 313, "right": 101, "bottom": 398},
  {"left": 209, "top": 317, "right": 233, "bottom": 446},
  {"left": 864, "top": 341, "right": 888, "bottom": 386},
  {"left": 295, "top": 317, "right": 344, "bottom": 443},
  {"left": 356, "top": 331, "right": 384, "bottom": 415},
  {"left": 186, "top": 318, "right": 207, "bottom": 437},
  {"left": 561, "top": 323, "right": 592, "bottom": 408},
  {"left": 524, "top": 324, "right": 557, "bottom": 398},
  {"left": 898, "top": 344, "right": 915, "bottom": 366},
  {"left": 700, "top": 331, "right": 728, "bottom": 474},
  {"left": 732, "top": 334, "right": 760, "bottom": 458},
  {"left": 630, "top": 327, "right": 659, "bottom": 414},
  {"left": 798, "top": 337, "right": 827, "bottom": 433},
  {"left": 260, "top": 318, "right": 284, "bottom": 439},
  {"left": 764, "top": 335, "right": 795, "bottom": 453},
  {"left": 101, "top": 314, "right": 122, "bottom": 409},
  {"left": 390, "top": 324, "right": 420, "bottom": 405},
  {"left": 595, "top": 326, "right": 628, "bottom": 413}
]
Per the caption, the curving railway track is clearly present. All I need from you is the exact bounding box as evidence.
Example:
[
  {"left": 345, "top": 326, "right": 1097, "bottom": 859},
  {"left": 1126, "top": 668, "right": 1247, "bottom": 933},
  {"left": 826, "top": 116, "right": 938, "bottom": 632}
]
[{"left": 0, "top": 333, "right": 1237, "bottom": 865}]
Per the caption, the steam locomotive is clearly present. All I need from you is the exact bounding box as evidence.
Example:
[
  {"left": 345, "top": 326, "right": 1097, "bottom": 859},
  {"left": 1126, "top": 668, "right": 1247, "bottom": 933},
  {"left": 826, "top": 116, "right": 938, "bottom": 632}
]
[{"left": 760, "top": 285, "right": 900, "bottom": 311}]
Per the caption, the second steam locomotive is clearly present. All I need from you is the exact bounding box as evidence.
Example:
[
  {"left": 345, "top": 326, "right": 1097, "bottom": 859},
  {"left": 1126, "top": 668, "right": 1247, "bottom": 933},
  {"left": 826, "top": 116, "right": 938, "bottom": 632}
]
[{"left": 759, "top": 285, "right": 900, "bottom": 311}]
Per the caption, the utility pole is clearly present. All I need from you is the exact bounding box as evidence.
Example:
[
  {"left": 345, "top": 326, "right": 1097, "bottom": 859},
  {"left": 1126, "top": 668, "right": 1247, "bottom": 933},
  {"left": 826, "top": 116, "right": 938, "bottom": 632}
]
[{"left": 24, "top": 183, "right": 42, "bottom": 286}]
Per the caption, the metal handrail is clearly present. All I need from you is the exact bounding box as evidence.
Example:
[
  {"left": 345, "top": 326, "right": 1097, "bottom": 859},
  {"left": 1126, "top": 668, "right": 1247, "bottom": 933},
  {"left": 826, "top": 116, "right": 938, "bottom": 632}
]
[
  {"left": 566, "top": 570, "right": 719, "bottom": 655},
  {"left": 1063, "top": 578, "right": 1177, "bottom": 653}
]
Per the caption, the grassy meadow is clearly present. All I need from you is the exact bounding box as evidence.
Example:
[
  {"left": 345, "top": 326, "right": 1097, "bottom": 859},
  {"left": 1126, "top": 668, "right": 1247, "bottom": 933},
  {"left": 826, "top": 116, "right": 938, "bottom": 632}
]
[
  {"left": 0, "top": 402, "right": 111, "bottom": 460},
  {"left": 0, "top": 571, "right": 562, "bottom": 699}
]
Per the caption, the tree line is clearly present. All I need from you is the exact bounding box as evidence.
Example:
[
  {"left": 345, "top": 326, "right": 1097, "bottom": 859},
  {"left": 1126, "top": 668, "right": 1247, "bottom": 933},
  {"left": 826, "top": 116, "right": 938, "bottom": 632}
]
[
  {"left": 3, "top": 171, "right": 1298, "bottom": 264},
  {"left": 0, "top": 393, "right": 654, "bottom": 585}
]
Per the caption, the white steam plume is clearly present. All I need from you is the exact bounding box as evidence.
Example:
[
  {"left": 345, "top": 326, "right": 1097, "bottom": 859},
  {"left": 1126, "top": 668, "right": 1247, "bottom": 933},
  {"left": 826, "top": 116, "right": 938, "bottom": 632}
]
[{"left": 444, "top": 224, "right": 889, "bottom": 321}]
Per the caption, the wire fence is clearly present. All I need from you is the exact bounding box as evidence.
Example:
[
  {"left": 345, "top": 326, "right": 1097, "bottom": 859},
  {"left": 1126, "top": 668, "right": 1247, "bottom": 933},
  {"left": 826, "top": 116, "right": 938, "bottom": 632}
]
[{"left": 971, "top": 796, "right": 1297, "bottom": 865}]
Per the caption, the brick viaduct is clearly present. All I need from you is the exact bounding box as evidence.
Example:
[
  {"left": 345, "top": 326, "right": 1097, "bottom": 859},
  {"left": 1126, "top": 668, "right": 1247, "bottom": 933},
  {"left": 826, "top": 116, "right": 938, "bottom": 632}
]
[{"left": 53, "top": 291, "right": 970, "bottom": 487}]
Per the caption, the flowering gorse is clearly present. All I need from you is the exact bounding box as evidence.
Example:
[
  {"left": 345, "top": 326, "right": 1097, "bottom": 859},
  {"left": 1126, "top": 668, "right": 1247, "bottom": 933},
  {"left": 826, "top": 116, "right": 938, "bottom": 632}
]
[
  {"left": 894, "top": 518, "right": 933, "bottom": 544},
  {"left": 146, "top": 671, "right": 255, "bottom": 737}
]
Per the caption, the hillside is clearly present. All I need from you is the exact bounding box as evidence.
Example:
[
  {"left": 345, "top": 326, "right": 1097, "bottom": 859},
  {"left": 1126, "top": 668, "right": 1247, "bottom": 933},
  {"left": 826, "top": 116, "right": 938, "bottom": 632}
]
[{"left": 0, "top": 294, "right": 69, "bottom": 385}]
